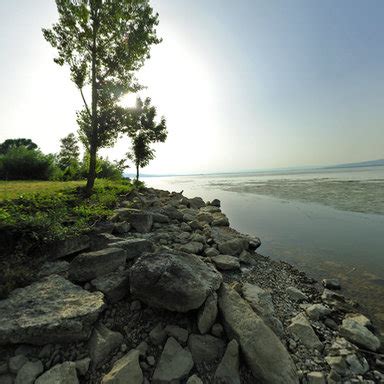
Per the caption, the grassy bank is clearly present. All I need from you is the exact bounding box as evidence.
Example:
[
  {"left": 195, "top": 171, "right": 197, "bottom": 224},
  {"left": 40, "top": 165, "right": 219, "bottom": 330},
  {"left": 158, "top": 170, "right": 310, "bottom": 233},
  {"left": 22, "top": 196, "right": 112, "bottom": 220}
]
[{"left": 0, "top": 179, "right": 135, "bottom": 297}]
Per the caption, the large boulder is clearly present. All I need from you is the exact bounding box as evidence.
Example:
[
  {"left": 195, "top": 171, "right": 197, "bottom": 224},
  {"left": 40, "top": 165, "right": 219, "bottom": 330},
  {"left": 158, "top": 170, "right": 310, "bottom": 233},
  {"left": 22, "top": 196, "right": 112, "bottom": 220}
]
[
  {"left": 90, "top": 270, "right": 130, "bottom": 303},
  {"left": 153, "top": 337, "right": 194, "bottom": 383},
  {"left": 69, "top": 247, "right": 126, "bottom": 282},
  {"left": 88, "top": 324, "right": 123, "bottom": 366},
  {"left": 102, "top": 349, "right": 142, "bottom": 384},
  {"left": 108, "top": 238, "right": 154, "bottom": 260},
  {"left": 48, "top": 235, "right": 90, "bottom": 260},
  {"left": 218, "top": 284, "right": 298, "bottom": 384},
  {"left": 0, "top": 275, "right": 105, "bottom": 345},
  {"left": 114, "top": 208, "right": 153, "bottom": 233},
  {"left": 340, "top": 318, "right": 381, "bottom": 351},
  {"left": 35, "top": 362, "right": 78, "bottom": 384},
  {"left": 129, "top": 251, "right": 222, "bottom": 312},
  {"left": 217, "top": 238, "right": 248, "bottom": 256}
]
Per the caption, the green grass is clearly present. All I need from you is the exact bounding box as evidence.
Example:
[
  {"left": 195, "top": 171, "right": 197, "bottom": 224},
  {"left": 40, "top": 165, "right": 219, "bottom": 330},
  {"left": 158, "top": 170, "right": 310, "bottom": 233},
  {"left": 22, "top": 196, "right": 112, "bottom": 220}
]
[
  {"left": 0, "top": 180, "right": 87, "bottom": 200},
  {"left": 0, "top": 179, "right": 135, "bottom": 297}
]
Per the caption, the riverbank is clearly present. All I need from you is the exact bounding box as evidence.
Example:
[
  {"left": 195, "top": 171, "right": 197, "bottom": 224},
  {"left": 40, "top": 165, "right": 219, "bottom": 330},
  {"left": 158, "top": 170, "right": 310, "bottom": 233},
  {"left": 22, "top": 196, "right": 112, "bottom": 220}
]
[{"left": 0, "top": 187, "right": 383, "bottom": 383}]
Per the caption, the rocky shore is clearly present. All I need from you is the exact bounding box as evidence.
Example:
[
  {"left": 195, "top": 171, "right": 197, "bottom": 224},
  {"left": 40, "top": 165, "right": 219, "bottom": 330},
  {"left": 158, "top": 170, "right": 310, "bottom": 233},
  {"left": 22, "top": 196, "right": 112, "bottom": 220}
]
[{"left": 0, "top": 187, "right": 383, "bottom": 383}]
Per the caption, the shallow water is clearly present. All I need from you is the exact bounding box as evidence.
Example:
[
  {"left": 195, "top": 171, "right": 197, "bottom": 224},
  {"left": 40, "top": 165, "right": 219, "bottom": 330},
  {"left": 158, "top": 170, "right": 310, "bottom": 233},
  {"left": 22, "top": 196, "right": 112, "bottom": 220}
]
[{"left": 143, "top": 166, "right": 384, "bottom": 329}]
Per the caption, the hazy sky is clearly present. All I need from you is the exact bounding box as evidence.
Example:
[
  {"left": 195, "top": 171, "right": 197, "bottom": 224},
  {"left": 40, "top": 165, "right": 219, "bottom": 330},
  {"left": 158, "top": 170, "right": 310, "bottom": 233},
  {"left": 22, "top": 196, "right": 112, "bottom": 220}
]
[{"left": 1, "top": 0, "right": 383, "bottom": 174}]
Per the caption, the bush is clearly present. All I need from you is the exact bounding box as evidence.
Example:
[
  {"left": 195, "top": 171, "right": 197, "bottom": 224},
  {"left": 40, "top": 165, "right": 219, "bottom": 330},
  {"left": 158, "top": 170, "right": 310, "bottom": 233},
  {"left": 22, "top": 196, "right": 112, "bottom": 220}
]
[{"left": 0, "top": 147, "right": 59, "bottom": 180}]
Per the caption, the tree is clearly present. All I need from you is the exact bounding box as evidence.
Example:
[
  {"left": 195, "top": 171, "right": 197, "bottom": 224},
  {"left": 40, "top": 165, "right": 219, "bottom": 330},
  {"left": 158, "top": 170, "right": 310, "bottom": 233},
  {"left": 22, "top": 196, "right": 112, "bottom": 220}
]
[
  {"left": 127, "top": 97, "right": 167, "bottom": 180},
  {"left": 58, "top": 133, "right": 80, "bottom": 169},
  {"left": 43, "top": 0, "right": 161, "bottom": 194},
  {"left": 0, "top": 138, "right": 38, "bottom": 155}
]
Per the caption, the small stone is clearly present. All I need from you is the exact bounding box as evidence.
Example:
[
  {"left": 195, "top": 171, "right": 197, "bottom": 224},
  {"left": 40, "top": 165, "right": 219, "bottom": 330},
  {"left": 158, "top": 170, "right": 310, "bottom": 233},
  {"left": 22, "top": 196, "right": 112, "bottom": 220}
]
[
  {"left": 187, "top": 374, "right": 203, "bottom": 384},
  {"left": 136, "top": 341, "right": 149, "bottom": 357},
  {"left": 307, "top": 371, "right": 326, "bottom": 384},
  {"left": 322, "top": 279, "right": 341, "bottom": 290},
  {"left": 211, "top": 255, "right": 240, "bottom": 271},
  {"left": 15, "top": 360, "right": 44, "bottom": 384},
  {"left": 305, "top": 304, "right": 331, "bottom": 321},
  {"left": 130, "top": 300, "right": 142, "bottom": 311},
  {"left": 286, "top": 287, "right": 308, "bottom": 302},
  {"left": 205, "top": 247, "right": 220, "bottom": 257},
  {"left": 149, "top": 324, "right": 167, "bottom": 346},
  {"left": 9, "top": 355, "right": 28, "bottom": 374},
  {"left": 211, "top": 323, "right": 224, "bottom": 338},
  {"left": 164, "top": 325, "right": 189, "bottom": 345},
  {"left": 147, "top": 356, "right": 155, "bottom": 366}
]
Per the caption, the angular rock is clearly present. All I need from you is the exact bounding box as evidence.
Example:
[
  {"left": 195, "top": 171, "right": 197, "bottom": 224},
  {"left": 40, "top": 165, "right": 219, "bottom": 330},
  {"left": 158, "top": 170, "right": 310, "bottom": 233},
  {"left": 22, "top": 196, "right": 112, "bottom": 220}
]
[
  {"left": 49, "top": 235, "right": 90, "bottom": 260},
  {"left": 129, "top": 251, "right": 222, "bottom": 312},
  {"left": 35, "top": 362, "right": 78, "bottom": 384},
  {"left": 153, "top": 337, "right": 194, "bottom": 384},
  {"left": 164, "top": 325, "right": 189, "bottom": 345},
  {"left": 322, "top": 278, "right": 341, "bottom": 290},
  {"left": 0, "top": 275, "right": 105, "bottom": 345},
  {"left": 188, "top": 334, "right": 225, "bottom": 364},
  {"left": 180, "top": 241, "right": 204, "bottom": 254},
  {"left": 218, "top": 284, "right": 298, "bottom": 384},
  {"left": 212, "top": 213, "right": 230, "bottom": 227},
  {"left": 305, "top": 304, "right": 331, "bottom": 321},
  {"left": 114, "top": 209, "right": 153, "bottom": 233},
  {"left": 91, "top": 270, "right": 129, "bottom": 303},
  {"left": 345, "top": 313, "right": 371, "bottom": 327},
  {"left": 340, "top": 318, "right": 381, "bottom": 351},
  {"left": 9, "top": 355, "right": 28, "bottom": 374},
  {"left": 286, "top": 286, "right": 308, "bottom": 302},
  {"left": 38, "top": 261, "right": 70, "bottom": 279},
  {"left": 152, "top": 212, "right": 170, "bottom": 224},
  {"left": 108, "top": 238, "right": 154, "bottom": 260},
  {"left": 217, "top": 238, "right": 247, "bottom": 256},
  {"left": 113, "top": 221, "right": 131, "bottom": 235},
  {"left": 69, "top": 247, "right": 126, "bottom": 282},
  {"left": 163, "top": 205, "right": 184, "bottom": 220},
  {"left": 211, "top": 199, "right": 221, "bottom": 207},
  {"left": 187, "top": 374, "right": 203, "bottom": 384},
  {"left": 307, "top": 371, "right": 326, "bottom": 384},
  {"left": 238, "top": 251, "right": 258, "bottom": 266},
  {"left": 88, "top": 324, "right": 123, "bottom": 367},
  {"left": 211, "top": 323, "right": 224, "bottom": 338},
  {"left": 214, "top": 339, "right": 240, "bottom": 384},
  {"left": 75, "top": 358, "right": 91, "bottom": 376},
  {"left": 102, "top": 349, "right": 142, "bottom": 384},
  {"left": 149, "top": 324, "right": 167, "bottom": 346},
  {"left": 198, "top": 293, "right": 218, "bottom": 334},
  {"left": 321, "top": 289, "right": 356, "bottom": 312},
  {"left": 287, "top": 313, "right": 322, "bottom": 350},
  {"left": 197, "top": 212, "right": 214, "bottom": 224},
  {"left": 15, "top": 360, "right": 43, "bottom": 384},
  {"left": 189, "top": 197, "right": 205, "bottom": 209},
  {"left": 211, "top": 255, "right": 240, "bottom": 271},
  {"left": 205, "top": 247, "right": 220, "bottom": 257}
]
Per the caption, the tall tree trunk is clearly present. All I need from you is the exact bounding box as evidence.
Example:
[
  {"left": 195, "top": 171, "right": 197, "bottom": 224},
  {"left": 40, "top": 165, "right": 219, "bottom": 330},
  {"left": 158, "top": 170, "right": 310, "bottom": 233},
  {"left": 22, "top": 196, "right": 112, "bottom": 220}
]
[
  {"left": 86, "top": 10, "right": 99, "bottom": 196},
  {"left": 136, "top": 163, "right": 140, "bottom": 181}
]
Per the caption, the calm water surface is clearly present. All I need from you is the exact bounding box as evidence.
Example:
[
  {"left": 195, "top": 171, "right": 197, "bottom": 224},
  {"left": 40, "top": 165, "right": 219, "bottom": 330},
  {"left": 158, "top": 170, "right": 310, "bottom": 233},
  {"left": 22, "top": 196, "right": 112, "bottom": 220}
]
[{"left": 143, "top": 166, "right": 384, "bottom": 329}]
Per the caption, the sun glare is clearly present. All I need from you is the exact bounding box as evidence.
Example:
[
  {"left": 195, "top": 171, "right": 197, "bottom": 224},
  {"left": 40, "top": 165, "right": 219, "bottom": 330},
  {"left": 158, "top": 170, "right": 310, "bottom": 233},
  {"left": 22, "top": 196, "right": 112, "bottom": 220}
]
[{"left": 119, "top": 93, "right": 137, "bottom": 108}]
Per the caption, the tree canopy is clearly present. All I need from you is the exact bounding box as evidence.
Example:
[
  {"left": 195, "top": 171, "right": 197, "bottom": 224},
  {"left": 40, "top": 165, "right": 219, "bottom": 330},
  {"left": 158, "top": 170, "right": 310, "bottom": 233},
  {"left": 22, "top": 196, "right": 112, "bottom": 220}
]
[
  {"left": 0, "top": 138, "right": 38, "bottom": 155},
  {"left": 43, "top": 0, "right": 161, "bottom": 193}
]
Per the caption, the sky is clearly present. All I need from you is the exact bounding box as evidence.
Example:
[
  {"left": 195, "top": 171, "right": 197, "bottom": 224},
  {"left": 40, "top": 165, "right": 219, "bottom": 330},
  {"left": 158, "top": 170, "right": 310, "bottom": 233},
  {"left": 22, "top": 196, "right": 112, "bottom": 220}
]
[{"left": 0, "top": 0, "right": 383, "bottom": 174}]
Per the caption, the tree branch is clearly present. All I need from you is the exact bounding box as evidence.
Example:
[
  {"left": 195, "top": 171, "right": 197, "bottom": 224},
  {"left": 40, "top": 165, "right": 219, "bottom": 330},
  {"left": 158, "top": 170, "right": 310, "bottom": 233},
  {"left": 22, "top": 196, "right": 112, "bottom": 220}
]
[{"left": 80, "top": 87, "right": 92, "bottom": 118}]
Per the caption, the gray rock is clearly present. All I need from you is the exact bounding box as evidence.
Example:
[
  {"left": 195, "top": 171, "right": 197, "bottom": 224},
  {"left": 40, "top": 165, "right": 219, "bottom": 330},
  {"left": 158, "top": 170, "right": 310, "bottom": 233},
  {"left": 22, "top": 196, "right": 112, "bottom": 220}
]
[
  {"left": 305, "top": 304, "right": 331, "bottom": 321},
  {"left": 164, "top": 325, "right": 189, "bottom": 345},
  {"left": 321, "top": 289, "right": 356, "bottom": 312},
  {"left": 69, "top": 248, "right": 126, "bottom": 282},
  {"left": 136, "top": 341, "right": 148, "bottom": 357},
  {"left": 149, "top": 324, "right": 167, "bottom": 345},
  {"left": 211, "top": 213, "right": 230, "bottom": 227},
  {"left": 0, "top": 275, "right": 105, "bottom": 345},
  {"left": 340, "top": 318, "right": 381, "bottom": 351},
  {"left": 238, "top": 251, "right": 258, "bottom": 266},
  {"left": 211, "top": 199, "right": 221, "bottom": 207},
  {"left": 187, "top": 374, "right": 203, "bottom": 384},
  {"left": 211, "top": 255, "right": 240, "bottom": 271},
  {"left": 75, "top": 358, "right": 91, "bottom": 376},
  {"left": 153, "top": 337, "right": 194, "bottom": 383},
  {"left": 102, "top": 349, "right": 142, "bottom": 384},
  {"left": 35, "top": 362, "right": 78, "bottom": 384},
  {"left": 110, "top": 238, "right": 155, "bottom": 260},
  {"left": 214, "top": 340, "right": 240, "bottom": 384},
  {"left": 129, "top": 251, "right": 222, "bottom": 312},
  {"left": 218, "top": 284, "right": 298, "bottom": 384},
  {"left": 286, "top": 286, "right": 308, "bottom": 302},
  {"left": 90, "top": 233, "right": 123, "bottom": 249},
  {"left": 91, "top": 270, "right": 129, "bottom": 303},
  {"left": 15, "top": 360, "right": 43, "bottom": 384},
  {"left": 38, "top": 261, "right": 70, "bottom": 279},
  {"left": 322, "top": 278, "right": 341, "bottom": 290},
  {"left": 307, "top": 371, "right": 326, "bottom": 384},
  {"left": 0, "top": 361, "right": 7, "bottom": 374},
  {"left": 9, "top": 355, "right": 28, "bottom": 374},
  {"left": 152, "top": 212, "right": 171, "bottom": 224},
  {"left": 205, "top": 247, "right": 220, "bottom": 257},
  {"left": 189, "top": 197, "right": 206, "bottom": 209},
  {"left": 211, "top": 323, "right": 224, "bottom": 338},
  {"left": 114, "top": 209, "right": 153, "bottom": 233},
  {"left": 345, "top": 354, "right": 369, "bottom": 375},
  {"left": 0, "top": 374, "right": 13, "bottom": 384},
  {"left": 113, "top": 221, "right": 131, "bottom": 235},
  {"left": 180, "top": 242, "right": 204, "bottom": 254},
  {"left": 198, "top": 293, "right": 218, "bottom": 334},
  {"left": 345, "top": 313, "right": 371, "bottom": 327},
  {"left": 88, "top": 324, "right": 123, "bottom": 366},
  {"left": 130, "top": 300, "right": 141, "bottom": 311},
  {"left": 287, "top": 313, "right": 323, "bottom": 350},
  {"left": 49, "top": 235, "right": 90, "bottom": 260},
  {"left": 188, "top": 334, "right": 225, "bottom": 364},
  {"left": 217, "top": 238, "right": 247, "bottom": 256},
  {"left": 163, "top": 205, "right": 184, "bottom": 220}
]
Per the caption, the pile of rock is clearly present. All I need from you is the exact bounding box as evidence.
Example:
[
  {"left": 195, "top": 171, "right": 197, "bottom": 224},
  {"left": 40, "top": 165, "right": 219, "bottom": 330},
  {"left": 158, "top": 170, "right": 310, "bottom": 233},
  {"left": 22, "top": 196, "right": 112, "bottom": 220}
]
[{"left": 0, "top": 187, "right": 383, "bottom": 384}]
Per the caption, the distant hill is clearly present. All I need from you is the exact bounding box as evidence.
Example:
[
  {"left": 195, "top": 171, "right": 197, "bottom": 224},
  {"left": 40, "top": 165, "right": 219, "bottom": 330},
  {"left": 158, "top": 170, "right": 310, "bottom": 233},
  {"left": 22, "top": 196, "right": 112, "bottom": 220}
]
[{"left": 325, "top": 159, "right": 384, "bottom": 169}]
